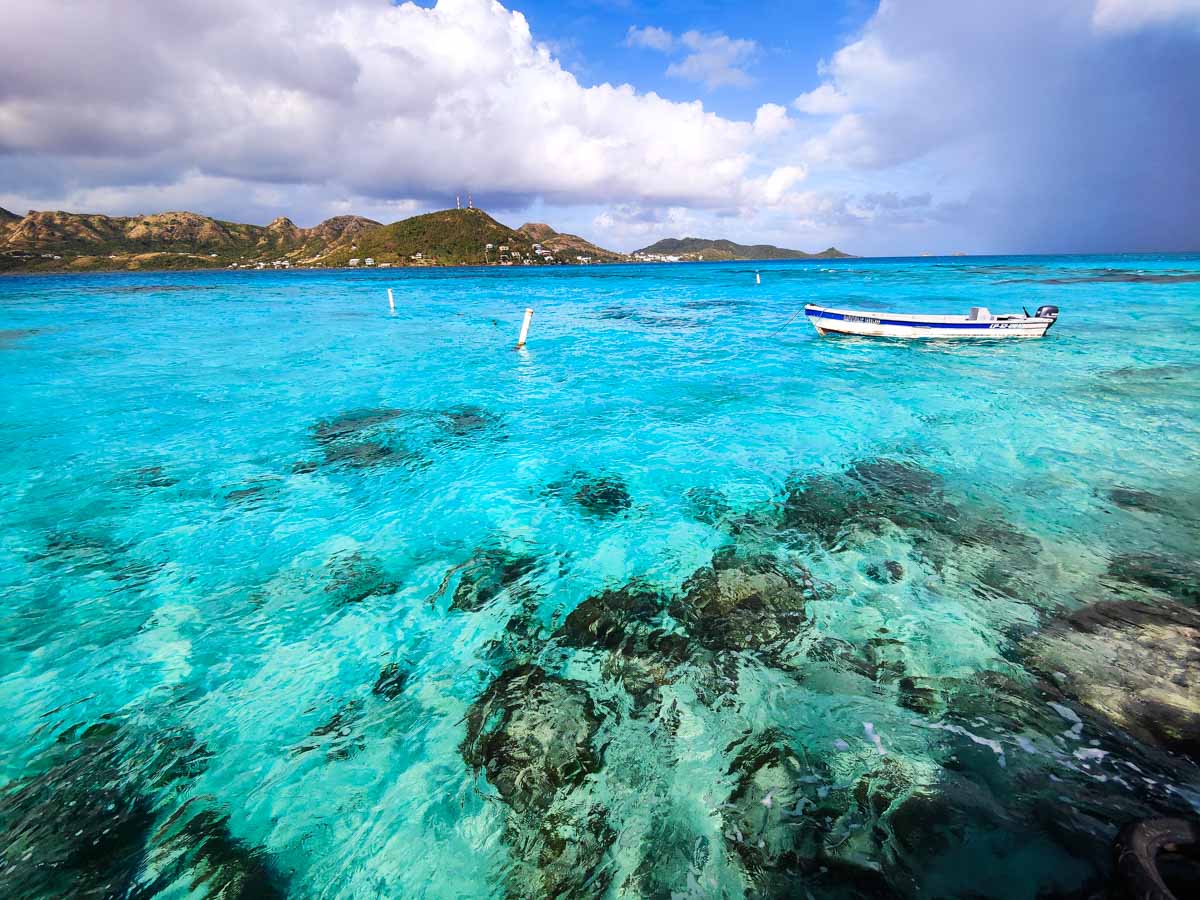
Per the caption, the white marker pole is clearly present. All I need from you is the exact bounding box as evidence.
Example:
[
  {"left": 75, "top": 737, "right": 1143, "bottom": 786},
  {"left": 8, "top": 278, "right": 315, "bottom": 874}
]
[
  {"left": 516, "top": 307, "right": 533, "bottom": 348},
  {"left": 755, "top": 270, "right": 761, "bottom": 285},
  {"left": 387, "top": 288, "right": 395, "bottom": 312}
]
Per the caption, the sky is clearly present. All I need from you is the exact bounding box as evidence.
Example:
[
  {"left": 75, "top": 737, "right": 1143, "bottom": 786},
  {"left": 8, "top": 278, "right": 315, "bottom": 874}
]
[{"left": 1, "top": 0, "right": 1198, "bottom": 256}]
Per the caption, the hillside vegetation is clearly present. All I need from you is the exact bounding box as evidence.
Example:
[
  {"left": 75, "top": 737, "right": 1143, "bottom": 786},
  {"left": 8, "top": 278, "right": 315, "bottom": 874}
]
[
  {"left": 634, "top": 237, "right": 853, "bottom": 261},
  {"left": 0, "top": 207, "right": 626, "bottom": 272},
  {"left": 0, "top": 206, "right": 852, "bottom": 273},
  {"left": 320, "top": 209, "right": 538, "bottom": 267},
  {"left": 0, "top": 210, "right": 380, "bottom": 272},
  {"left": 518, "top": 223, "right": 627, "bottom": 263}
]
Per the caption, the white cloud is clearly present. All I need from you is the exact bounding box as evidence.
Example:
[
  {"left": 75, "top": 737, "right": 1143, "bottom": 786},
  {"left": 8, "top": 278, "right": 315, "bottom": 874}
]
[
  {"left": 788, "top": 0, "right": 1200, "bottom": 252},
  {"left": 753, "top": 103, "right": 793, "bottom": 138},
  {"left": 755, "top": 166, "right": 808, "bottom": 204},
  {"left": 625, "top": 25, "right": 674, "bottom": 52},
  {"left": 1092, "top": 0, "right": 1200, "bottom": 32},
  {"left": 792, "top": 83, "right": 852, "bottom": 116},
  {"left": 625, "top": 25, "right": 759, "bottom": 90},
  {"left": 667, "top": 31, "right": 759, "bottom": 89},
  {"left": 587, "top": 188, "right": 867, "bottom": 252},
  {"left": 0, "top": 0, "right": 796, "bottom": 222}
]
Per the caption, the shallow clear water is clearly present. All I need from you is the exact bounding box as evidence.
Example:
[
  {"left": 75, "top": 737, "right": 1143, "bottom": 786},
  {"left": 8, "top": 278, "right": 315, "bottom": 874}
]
[{"left": 1, "top": 256, "right": 1198, "bottom": 898}]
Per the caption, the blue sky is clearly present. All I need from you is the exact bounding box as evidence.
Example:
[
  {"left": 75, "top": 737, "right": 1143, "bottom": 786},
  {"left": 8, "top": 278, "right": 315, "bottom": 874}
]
[
  {"left": 1, "top": 0, "right": 1198, "bottom": 256},
  {"left": 506, "top": 0, "right": 875, "bottom": 117}
]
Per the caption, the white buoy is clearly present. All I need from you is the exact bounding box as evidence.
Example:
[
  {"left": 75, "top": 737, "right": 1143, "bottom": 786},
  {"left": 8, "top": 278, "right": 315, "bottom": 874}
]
[
  {"left": 755, "top": 270, "right": 761, "bottom": 285},
  {"left": 387, "top": 288, "right": 395, "bottom": 312},
  {"left": 516, "top": 307, "right": 533, "bottom": 348}
]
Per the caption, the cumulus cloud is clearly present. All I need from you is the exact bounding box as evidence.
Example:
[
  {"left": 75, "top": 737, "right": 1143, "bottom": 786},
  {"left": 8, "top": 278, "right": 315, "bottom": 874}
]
[
  {"left": 0, "top": 0, "right": 797, "bottom": 224},
  {"left": 792, "top": 0, "right": 1200, "bottom": 251},
  {"left": 625, "top": 25, "right": 758, "bottom": 89},
  {"left": 625, "top": 25, "right": 674, "bottom": 52},
  {"left": 753, "top": 103, "right": 793, "bottom": 138},
  {"left": 667, "top": 31, "right": 759, "bottom": 89},
  {"left": 588, "top": 188, "right": 878, "bottom": 251},
  {"left": 792, "top": 83, "right": 852, "bottom": 116}
]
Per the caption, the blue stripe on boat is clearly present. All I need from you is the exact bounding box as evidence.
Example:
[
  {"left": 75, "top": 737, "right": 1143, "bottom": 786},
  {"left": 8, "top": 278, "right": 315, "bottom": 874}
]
[{"left": 805, "top": 308, "right": 1006, "bottom": 330}]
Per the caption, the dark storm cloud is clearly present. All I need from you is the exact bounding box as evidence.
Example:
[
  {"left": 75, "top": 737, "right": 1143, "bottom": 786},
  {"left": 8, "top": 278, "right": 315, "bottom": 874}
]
[{"left": 797, "top": 0, "right": 1200, "bottom": 252}]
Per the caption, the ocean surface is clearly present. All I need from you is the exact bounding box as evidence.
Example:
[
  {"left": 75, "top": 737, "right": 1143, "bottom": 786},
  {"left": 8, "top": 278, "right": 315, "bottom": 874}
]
[{"left": 1, "top": 255, "right": 1198, "bottom": 898}]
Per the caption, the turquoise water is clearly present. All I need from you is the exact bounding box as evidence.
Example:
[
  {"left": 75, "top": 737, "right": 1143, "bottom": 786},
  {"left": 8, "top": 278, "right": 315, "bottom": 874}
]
[{"left": 1, "top": 256, "right": 1198, "bottom": 898}]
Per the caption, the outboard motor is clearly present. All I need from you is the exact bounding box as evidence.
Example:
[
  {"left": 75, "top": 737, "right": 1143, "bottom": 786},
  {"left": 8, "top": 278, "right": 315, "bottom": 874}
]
[{"left": 1034, "top": 305, "right": 1060, "bottom": 329}]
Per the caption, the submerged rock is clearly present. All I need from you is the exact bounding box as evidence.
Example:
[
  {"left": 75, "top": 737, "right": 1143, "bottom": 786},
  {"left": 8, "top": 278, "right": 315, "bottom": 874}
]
[
  {"left": 0, "top": 328, "right": 40, "bottom": 348},
  {"left": 0, "top": 734, "right": 155, "bottom": 897},
  {"left": 32, "top": 529, "right": 127, "bottom": 574},
  {"left": 1112, "top": 817, "right": 1200, "bottom": 900},
  {"left": 224, "top": 480, "right": 276, "bottom": 506},
  {"left": 132, "top": 465, "right": 178, "bottom": 489},
  {"left": 295, "top": 700, "right": 365, "bottom": 761},
  {"left": 321, "top": 437, "right": 419, "bottom": 470},
  {"left": 865, "top": 560, "right": 905, "bottom": 584},
  {"left": 1108, "top": 552, "right": 1200, "bottom": 605},
  {"left": 864, "top": 636, "right": 909, "bottom": 684},
  {"left": 1026, "top": 599, "right": 1200, "bottom": 757},
  {"left": 311, "top": 407, "right": 403, "bottom": 445},
  {"left": 556, "top": 583, "right": 693, "bottom": 707},
  {"left": 31, "top": 530, "right": 158, "bottom": 585},
  {"left": 557, "top": 584, "right": 666, "bottom": 652},
  {"left": 625, "top": 816, "right": 711, "bottom": 899},
  {"left": 684, "top": 486, "right": 732, "bottom": 526},
  {"left": 670, "top": 550, "right": 816, "bottom": 653},
  {"left": 848, "top": 458, "right": 942, "bottom": 496},
  {"left": 573, "top": 476, "right": 632, "bottom": 517},
  {"left": 450, "top": 547, "right": 539, "bottom": 612},
  {"left": 781, "top": 458, "right": 954, "bottom": 546},
  {"left": 719, "top": 732, "right": 906, "bottom": 899},
  {"left": 778, "top": 458, "right": 1042, "bottom": 573},
  {"left": 547, "top": 471, "right": 633, "bottom": 517},
  {"left": 460, "top": 664, "right": 603, "bottom": 815},
  {"left": 308, "top": 406, "right": 426, "bottom": 472},
  {"left": 460, "top": 664, "right": 614, "bottom": 897},
  {"left": 435, "top": 404, "right": 505, "bottom": 440},
  {"left": 508, "top": 803, "right": 616, "bottom": 900},
  {"left": 1107, "top": 486, "right": 1173, "bottom": 514},
  {"left": 779, "top": 473, "right": 867, "bottom": 544},
  {"left": 897, "top": 676, "right": 941, "bottom": 716},
  {"left": 0, "top": 720, "right": 220, "bottom": 898},
  {"left": 138, "top": 804, "right": 287, "bottom": 899},
  {"left": 372, "top": 662, "right": 408, "bottom": 700},
  {"left": 598, "top": 645, "right": 691, "bottom": 708},
  {"left": 324, "top": 552, "right": 399, "bottom": 606}
]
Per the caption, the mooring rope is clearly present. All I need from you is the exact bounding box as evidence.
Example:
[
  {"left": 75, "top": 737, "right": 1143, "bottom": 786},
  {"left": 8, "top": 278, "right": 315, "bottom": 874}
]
[{"left": 764, "top": 306, "right": 805, "bottom": 338}]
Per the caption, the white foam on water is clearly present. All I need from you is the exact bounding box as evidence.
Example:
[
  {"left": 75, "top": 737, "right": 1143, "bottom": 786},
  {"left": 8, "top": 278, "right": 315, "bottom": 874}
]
[
  {"left": 928, "top": 722, "right": 1007, "bottom": 767},
  {"left": 863, "top": 721, "right": 887, "bottom": 755}
]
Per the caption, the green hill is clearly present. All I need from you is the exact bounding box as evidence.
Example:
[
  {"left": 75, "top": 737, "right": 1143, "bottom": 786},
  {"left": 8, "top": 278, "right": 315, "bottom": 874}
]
[
  {"left": 0, "top": 210, "right": 381, "bottom": 272},
  {"left": 0, "top": 206, "right": 622, "bottom": 272},
  {"left": 517, "top": 222, "right": 627, "bottom": 263},
  {"left": 317, "top": 208, "right": 534, "bottom": 267},
  {"left": 633, "top": 237, "right": 853, "bottom": 261}
]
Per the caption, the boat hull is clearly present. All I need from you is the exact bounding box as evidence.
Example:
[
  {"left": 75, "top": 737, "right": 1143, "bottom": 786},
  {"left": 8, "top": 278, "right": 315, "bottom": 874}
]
[{"left": 805, "top": 305, "right": 1053, "bottom": 339}]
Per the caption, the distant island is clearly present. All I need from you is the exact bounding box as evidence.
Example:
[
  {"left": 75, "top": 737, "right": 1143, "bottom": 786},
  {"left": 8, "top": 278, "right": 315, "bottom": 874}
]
[
  {"left": 0, "top": 205, "right": 851, "bottom": 273},
  {"left": 633, "top": 237, "right": 853, "bottom": 262}
]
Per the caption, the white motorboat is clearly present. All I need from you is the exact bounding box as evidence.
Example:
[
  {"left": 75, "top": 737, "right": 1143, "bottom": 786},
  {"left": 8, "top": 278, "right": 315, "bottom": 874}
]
[{"left": 804, "top": 303, "right": 1059, "bottom": 339}]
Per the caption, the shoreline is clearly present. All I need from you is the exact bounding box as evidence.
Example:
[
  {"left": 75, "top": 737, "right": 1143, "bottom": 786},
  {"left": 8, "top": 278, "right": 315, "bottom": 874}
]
[{"left": 6, "top": 250, "right": 1200, "bottom": 278}]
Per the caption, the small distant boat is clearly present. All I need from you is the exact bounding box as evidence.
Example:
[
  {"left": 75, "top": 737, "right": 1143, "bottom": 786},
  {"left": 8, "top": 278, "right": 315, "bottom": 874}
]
[{"left": 804, "top": 304, "right": 1059, "bottom": 339}]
